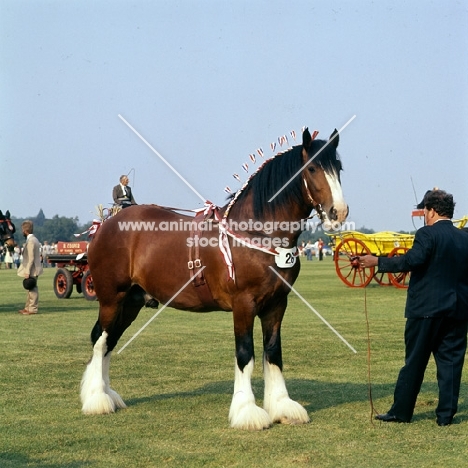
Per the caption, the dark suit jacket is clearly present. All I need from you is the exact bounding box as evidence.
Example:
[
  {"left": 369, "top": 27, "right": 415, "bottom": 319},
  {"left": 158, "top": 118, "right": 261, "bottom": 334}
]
[
  {"left": 112, "top": 184, "right": 136, "bottom": 205},
  {"left": 378, "top": 220, "right": 468, "bottom": 319}
]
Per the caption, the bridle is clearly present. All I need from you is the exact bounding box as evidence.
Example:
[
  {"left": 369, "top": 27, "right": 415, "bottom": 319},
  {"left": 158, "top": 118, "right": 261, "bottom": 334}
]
[{"left": 302, "top": 173, "right": 326, "bottom": 223}]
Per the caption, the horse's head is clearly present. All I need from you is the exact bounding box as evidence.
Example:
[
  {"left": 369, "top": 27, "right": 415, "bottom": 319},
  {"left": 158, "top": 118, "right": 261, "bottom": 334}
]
[
  {"left": 0, "top": 210, "right": 16, "bottom": 252},
  {"left": 301, "top": 128, "right": 348, "bottom": 225}
]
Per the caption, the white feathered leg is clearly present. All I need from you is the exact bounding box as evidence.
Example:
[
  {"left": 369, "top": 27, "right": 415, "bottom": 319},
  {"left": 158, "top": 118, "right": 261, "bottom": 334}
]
[
  {"left": 81, "top": 331, "right": 125, "bottom": 414},
  {"left": 103, "top": 351, "right": 127, "bottom": 410},
  {"left": 263, "top": 354, "right": 310, "bottom": 425},
  {"left": 229, "top": 358, "right": 272, "bottom": 430}
]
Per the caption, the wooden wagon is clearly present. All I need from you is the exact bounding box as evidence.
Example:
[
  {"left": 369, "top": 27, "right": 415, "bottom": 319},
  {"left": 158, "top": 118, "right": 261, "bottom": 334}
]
[
  {"left": 329, "top": 231, "right": 414, "bottom": 289},
  {"left": 329, "top": 215, "right": 468, "bottom": 289},
  {"left": 47, "top": 241, "right": 96, "bottom": 300}
]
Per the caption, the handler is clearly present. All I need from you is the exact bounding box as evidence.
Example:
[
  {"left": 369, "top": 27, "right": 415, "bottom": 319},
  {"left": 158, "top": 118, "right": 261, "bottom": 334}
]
[
  {"left": 112, "top": 175, "right": 136, "bottom": 208},
  {"left": 360, "top": 189, "right": 468, "bottom": 426}
]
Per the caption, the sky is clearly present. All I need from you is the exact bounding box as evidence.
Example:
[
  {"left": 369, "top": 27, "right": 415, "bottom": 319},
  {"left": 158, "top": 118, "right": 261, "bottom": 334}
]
[{"left": 1, "top": 0, "right": 467, "bottom": 233}]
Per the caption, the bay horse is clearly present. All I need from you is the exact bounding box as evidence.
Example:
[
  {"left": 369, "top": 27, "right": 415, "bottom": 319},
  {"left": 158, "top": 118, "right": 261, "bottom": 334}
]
[
  {"left": 81, "top": 128, "right": 348, "bottom": 430},
  {"left": 0, "top": 210, "right": 16, "bottom": 252}
]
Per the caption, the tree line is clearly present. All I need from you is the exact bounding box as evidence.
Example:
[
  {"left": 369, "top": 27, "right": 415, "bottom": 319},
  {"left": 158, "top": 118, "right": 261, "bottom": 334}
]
[{"left": 11, "top": 209, "right": 90, "bottom": 244}]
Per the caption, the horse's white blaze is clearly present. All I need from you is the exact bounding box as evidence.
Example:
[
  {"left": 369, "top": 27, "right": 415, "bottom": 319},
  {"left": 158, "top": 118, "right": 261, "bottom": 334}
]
[
  {"left": 263, "top": 356, "right": 310, "bottom": 424},
  {"left": 325, "top": 170, "right": 347, "bottom": 223},
  {"left": 81, "top": 332, "right": 125, "bottom": 414},
  {"left": 229, "top": 358, "right": 272, "bottom": 430}
]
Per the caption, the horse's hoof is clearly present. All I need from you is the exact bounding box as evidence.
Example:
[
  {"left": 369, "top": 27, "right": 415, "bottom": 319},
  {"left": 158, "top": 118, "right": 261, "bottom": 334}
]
[
  {"left": 229, "top": 404, "right": 273, "bottom": 430},
  {"left": 266, "top": 398, "right": 310, "bottom": 425},
  {"left": 81, "top": 394, "right": 116, "bottom": 415},
  {"left": 144, "top": 298, "right": 159, "bottom": 308}
]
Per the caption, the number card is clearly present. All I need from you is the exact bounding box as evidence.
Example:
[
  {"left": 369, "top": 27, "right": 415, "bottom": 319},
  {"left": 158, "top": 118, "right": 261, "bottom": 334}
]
[{"left": 274, "top": 247, "right": 298, "bottom": 268}]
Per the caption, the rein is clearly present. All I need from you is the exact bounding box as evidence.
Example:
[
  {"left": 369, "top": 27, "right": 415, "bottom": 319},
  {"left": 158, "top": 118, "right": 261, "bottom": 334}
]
[{"left": 335, "top": 230, "right": 380, "bottom": 425}]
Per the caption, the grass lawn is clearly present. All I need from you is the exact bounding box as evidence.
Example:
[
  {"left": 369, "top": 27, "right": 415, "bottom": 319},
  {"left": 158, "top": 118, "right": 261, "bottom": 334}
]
[{"left": 1, "top": 259, "right": 468, "bottom": 467}]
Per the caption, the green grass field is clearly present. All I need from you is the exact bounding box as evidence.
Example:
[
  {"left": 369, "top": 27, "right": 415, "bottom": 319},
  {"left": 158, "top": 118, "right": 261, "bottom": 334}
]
[{"left": 1, "top": 260, "right": 468, "bottom": 467}]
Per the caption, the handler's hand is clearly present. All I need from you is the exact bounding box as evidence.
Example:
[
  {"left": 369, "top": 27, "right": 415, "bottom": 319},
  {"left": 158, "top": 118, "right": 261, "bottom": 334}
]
[{"left": 358, "top": 255, "right": 378, "bottom": 268}]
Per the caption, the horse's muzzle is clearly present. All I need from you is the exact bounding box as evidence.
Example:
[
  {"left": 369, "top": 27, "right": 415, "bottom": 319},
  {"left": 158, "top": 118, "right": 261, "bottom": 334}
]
[{"left": 329, "top": 204, "right": 349, "bottom": 222}]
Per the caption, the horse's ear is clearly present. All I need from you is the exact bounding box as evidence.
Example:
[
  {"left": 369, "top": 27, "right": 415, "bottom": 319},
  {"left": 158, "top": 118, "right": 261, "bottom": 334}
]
[
  {"left": 0, "top": 210, "right": 3, "bottom": 218},
  {"left": 5, "top": 210, "right": 10, "bottom": 218},
  {"left": 329, "top": 129, "right": 339, "bottom": 148},
  {"left": 302, "top": 127, "right": 312, "bottom": 150}
]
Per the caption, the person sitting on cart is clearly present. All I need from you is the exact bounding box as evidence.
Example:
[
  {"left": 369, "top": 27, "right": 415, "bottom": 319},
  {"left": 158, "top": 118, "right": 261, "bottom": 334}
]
[{"left": 113, "top": 175, "right": 137, "bottom": 208}]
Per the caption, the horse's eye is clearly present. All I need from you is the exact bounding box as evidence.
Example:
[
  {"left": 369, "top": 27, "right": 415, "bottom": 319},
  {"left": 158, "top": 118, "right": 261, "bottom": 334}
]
[{"left": 308, "top": 166, "right": 316, "bottom": 173}]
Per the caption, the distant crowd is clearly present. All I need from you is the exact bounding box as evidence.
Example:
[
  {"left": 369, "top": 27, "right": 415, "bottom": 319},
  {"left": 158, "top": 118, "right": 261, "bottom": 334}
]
[
  {"left": 298, "top": 238, "right": 331, "bottom": 261},
  {"left": 0, "top": 240, "right": 57, "bottom": 270}
]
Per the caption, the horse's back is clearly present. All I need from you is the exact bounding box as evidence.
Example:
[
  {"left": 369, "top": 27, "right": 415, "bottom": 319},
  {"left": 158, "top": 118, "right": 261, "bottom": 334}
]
[
  {"left": 90, "top": 204, "right": 192, "bottom": 252},
  {"left": 87, "top": 204, "right": 222, "bottom": 307}
]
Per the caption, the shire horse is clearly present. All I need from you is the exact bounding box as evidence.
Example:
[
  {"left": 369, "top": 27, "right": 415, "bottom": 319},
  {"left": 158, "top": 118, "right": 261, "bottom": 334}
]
[
  {"left": 0, "top": 210, "right": 16, "bottom": 253},
  {"left": 81, "top": 128, "right": 348, "bottom": 430}
]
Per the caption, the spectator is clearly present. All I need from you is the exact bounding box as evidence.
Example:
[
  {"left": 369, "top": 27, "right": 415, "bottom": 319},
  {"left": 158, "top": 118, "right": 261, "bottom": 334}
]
[
  {"left": 318, "top": 238, "right": 324, "bottom": 261},
  {"left": 305, "top": 241, "right": 313, "bottom": 261},
  {"left": 42, "top": 241, "right": 51, "bottom": 268},
  {"left": 13, "top": 245, "right": 20, "bottom": 269},
  {"left": 17, "top": 220, "right": 43, "bottom": 315},
  {"left": 4, "top": 248, "right": 13, "bottom": 269}
]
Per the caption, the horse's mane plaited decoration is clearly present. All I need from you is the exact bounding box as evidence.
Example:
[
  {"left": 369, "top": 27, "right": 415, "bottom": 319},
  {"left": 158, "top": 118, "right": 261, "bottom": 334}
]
[
  {"left": 223, "top": 127, "right": 319, "bottom": 219},
  {"left": 223, "top": 151, "right": 286, "bottom": 219}
]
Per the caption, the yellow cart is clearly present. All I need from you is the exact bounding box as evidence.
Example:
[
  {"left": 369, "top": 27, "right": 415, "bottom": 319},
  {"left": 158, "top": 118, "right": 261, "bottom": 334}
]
[
  {"left": 330, "top": 231, "right": 414, "bottom": 288},
  {"left": 330, "top": 215, "right": 468, "bottom": 289}
]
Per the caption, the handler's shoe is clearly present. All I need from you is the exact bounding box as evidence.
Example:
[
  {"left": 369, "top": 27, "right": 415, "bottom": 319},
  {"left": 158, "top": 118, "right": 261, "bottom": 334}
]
[
  {"left": 18, "top": 309, "right": 37, "bottom": 315},
  {"left": 375, "top": 413, "right": 406, "bottom": 423},
  {"left": 437, "top": 418, "right": 452, "bottom": 426}
]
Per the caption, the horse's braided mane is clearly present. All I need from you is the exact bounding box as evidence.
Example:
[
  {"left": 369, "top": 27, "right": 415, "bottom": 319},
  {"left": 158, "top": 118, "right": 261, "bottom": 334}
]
[{"left": 224, "top": 139, "right": 342, "bottom": 219}]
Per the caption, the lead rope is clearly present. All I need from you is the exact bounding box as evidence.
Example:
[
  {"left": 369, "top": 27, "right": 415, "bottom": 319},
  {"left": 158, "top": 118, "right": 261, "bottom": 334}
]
[
  {"left": 336, "top": 231, "right": 379, "bottom": 426},
  {"left": 363, "top": 286, "right": 379, "bottom": 426}
]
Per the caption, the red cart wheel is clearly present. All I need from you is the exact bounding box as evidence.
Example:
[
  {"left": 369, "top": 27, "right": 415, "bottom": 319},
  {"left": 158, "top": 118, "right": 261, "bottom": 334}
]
[
  {"left": 334, "top": 238, "right": 375, "bottom": 288},
  {"left": 373, "top": 271, "right": 392, "bottom": 286},
  {"left": 81, "top": 270, "right": 97, "bottom": 301},
  {"left": 388, "top": 247, "right": 410, "bottom": 289},
  {"left": 53, "top": 268, "right": 73, "bottom": 299}
]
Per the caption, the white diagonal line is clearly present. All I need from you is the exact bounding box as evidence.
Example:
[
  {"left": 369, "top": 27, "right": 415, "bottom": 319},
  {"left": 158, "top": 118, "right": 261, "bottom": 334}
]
[
  {"left": 268, "top": 114, "right": 356, "bottom": 203},
  {"left": 118, "top": 114, "right": 207, "bottom": 203},
  {"left": 117, "top": 267, "right": 206, "bottom": 354},
  {"left": 269, "top": 266, "right": 357, "bottom": 353}
]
